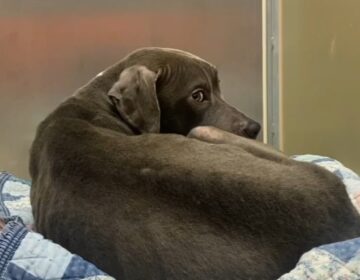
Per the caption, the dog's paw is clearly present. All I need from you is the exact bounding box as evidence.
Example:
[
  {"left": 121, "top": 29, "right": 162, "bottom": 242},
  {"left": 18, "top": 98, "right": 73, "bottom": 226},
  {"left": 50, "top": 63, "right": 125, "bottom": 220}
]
[{"left": 187, "top": 126, "right": 233, "bottom": 144}]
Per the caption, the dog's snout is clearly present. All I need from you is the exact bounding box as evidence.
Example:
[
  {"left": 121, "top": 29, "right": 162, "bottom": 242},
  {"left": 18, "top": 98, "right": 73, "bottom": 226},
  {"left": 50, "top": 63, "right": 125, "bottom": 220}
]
[
  {"left": 244, "top": 121, "right": 261, "bottom": 139},
  {"left": 232, "top": 119, "right": 261, "bottom": 139}
]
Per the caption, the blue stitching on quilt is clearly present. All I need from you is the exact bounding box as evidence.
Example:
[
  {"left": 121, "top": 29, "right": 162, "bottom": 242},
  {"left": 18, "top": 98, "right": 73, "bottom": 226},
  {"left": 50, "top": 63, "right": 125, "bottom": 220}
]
[{"left": 0, "top": 217, "right": 28, "bottom": 278}]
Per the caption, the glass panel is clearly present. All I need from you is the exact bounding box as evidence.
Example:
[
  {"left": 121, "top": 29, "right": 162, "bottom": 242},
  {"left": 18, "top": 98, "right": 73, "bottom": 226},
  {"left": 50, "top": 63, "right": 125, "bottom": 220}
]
[
  {"left": 281, "top": 0, "right": 360, "bottom": 173},
  {"left": 0, "top": 0, "right": 262, "bottom": 178}
]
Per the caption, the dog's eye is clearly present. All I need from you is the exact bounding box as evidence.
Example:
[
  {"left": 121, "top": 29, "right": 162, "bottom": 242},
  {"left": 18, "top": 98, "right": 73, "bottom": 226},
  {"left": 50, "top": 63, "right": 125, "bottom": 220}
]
[{"left": 192, "top": 90, "right": 205, "bottom": 102}]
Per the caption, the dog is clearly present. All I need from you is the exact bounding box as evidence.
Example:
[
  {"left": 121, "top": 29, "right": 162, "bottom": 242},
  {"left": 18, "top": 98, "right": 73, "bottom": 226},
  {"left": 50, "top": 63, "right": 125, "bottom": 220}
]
[{"left": 30, "top": 48, "right": 360, "bottom": 279}]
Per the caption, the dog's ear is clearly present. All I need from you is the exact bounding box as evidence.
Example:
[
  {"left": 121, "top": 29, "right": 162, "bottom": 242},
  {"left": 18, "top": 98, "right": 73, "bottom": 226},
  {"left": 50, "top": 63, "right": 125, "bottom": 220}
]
[{"left": 108, "top": 65, "right": 160, "bottom": 133}]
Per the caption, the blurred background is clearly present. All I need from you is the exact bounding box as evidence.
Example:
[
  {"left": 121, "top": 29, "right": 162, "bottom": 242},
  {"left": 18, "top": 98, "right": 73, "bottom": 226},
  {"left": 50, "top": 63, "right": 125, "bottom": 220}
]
[
  {"left": 0, "top": 0, "right": 263, "bottom": 179},
  {"left": 280, "top": 0, "right": 360, "bottom": 174},
  {"left": 1, "top": 0, "right": 359, "bottom": 179}
]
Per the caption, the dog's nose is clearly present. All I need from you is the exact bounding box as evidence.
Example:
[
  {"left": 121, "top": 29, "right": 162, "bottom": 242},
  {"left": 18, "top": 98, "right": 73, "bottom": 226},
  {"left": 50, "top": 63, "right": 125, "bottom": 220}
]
[{"left": 244, "top": 121, "right": 261, "bottom": 139}]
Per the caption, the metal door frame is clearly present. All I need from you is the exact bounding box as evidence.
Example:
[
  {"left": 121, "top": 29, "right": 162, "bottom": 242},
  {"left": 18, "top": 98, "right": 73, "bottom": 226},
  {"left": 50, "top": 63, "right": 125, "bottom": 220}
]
[{"left": 263, "top": 0, "right": 280, "bottom": 148}]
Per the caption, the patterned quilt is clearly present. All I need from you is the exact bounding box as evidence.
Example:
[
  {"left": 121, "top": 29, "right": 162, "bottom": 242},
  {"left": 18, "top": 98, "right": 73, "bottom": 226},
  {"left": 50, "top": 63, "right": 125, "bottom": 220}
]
[
  {"left": 0, "top": 174, "right": 113, "bottom": 279},
  {"left": 0, "top": 155, "right": 359, "bottom": 279}
]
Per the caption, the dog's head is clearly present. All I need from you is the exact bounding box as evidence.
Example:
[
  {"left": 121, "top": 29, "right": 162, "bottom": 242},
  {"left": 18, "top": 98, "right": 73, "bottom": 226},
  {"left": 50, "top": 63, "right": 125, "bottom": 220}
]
[{"left": 108, "top": 48, "right": 261, "bottom": 139}]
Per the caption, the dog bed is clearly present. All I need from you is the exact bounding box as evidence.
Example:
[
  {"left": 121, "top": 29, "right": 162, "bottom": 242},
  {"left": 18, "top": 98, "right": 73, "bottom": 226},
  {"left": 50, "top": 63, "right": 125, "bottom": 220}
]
[{"left": 0, "top": 155, "right": 359, "bottom": 279}]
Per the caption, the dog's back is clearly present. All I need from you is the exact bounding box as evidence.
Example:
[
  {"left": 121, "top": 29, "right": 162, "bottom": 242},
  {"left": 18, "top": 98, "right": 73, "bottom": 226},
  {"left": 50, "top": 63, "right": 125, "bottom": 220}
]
[{"left": 30, "top": 97, "right": 360, "bottom": 279}]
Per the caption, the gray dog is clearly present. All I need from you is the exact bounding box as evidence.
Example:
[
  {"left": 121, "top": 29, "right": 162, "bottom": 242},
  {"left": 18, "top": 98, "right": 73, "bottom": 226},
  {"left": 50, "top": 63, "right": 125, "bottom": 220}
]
[{"left": 30, "top": 48, "right": 360, "bottom": 279}]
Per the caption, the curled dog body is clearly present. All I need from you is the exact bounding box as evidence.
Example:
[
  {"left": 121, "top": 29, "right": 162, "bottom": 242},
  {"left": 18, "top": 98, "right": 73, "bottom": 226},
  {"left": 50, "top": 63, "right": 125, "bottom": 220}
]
[{"left": 30, "top": 48, "right": 360, "bottom": 279}]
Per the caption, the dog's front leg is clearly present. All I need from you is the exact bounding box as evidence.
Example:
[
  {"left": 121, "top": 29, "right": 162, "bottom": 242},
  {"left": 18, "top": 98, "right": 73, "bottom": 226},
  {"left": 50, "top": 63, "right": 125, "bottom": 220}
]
[{"left": 187, "top": 126, "right": 286, "bottom": 161}]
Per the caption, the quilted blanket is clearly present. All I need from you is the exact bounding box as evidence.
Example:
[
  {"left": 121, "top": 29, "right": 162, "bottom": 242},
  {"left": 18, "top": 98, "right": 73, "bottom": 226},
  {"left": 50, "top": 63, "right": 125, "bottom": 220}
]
[
  {"left": 281, "top": 155, "right": 360, "bottom": 279},
  {"left": 0, "top": 175, "right": 115, "bottom": 279},
  {"left": 0, "top": 155, "right": 359, "bottom": 279}
]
